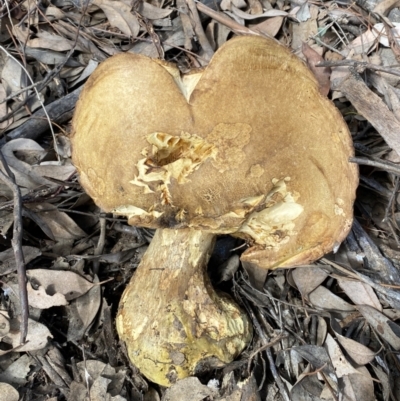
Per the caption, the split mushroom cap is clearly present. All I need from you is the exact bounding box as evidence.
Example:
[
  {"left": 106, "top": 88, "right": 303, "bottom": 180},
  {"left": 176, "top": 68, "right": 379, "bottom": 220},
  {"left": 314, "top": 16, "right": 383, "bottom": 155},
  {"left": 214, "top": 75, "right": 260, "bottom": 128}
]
[{"left": 71, "top": 36, "right": 358, "bottom": 386}]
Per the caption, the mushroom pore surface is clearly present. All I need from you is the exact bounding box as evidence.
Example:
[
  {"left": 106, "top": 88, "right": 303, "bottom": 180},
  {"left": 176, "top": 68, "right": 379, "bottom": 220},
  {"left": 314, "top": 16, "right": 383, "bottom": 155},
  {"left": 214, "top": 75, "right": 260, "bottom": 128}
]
[{"left": 71, "top": 36, "right": 358, "bottom": 386}]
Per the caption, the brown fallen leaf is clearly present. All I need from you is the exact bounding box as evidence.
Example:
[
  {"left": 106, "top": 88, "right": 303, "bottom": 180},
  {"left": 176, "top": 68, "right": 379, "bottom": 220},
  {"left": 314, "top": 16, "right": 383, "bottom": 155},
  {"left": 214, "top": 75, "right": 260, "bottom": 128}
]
[{"left": 302, "top": 42, "right": 331, "bottom": 96}]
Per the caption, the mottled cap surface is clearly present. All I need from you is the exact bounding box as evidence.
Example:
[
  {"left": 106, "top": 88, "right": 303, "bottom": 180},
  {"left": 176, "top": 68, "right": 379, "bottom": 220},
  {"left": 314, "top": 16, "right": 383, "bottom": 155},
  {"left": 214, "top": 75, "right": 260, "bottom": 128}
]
[{"left": 71, "top": 35, "right": 358, "bottom": 269}]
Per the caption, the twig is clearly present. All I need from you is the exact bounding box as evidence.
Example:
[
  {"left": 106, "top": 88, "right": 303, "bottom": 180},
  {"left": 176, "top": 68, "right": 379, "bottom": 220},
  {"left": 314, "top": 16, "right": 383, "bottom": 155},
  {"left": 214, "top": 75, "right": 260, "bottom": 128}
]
[
  {"left": 93, "top": 217, "right": 106, "bottom": 275},
  {"left": 350, "top": 156, "right": 400, "bottom": 176},
  {"left": 0, "top": 150, "right": 28, "bottom": 344},
  {"left": 333, "top": 70, "right": 400, "bottom": 157},
  {"left": 317, "top": 59, "right": 400, "bottom": 78},
  {"left": 0, "top": 86, "right": 83, "bottom": 146}
]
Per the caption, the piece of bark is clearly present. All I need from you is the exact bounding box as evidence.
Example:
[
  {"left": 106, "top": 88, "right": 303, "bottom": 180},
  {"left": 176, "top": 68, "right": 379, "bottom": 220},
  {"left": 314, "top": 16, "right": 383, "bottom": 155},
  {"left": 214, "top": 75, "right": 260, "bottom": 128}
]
[
  {"left": 0, "top": 86, "right": 82, "bottom": 146},
  {"left": 333, "top": 70, "right": 400, "bottom": 157}
]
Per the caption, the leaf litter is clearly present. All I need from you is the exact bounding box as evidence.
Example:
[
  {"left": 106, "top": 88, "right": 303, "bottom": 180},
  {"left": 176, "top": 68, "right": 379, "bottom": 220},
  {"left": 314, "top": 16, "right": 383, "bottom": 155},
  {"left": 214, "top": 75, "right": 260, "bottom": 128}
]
[{"left": 1, "top": 0, "right": 400, "bottom": 400}]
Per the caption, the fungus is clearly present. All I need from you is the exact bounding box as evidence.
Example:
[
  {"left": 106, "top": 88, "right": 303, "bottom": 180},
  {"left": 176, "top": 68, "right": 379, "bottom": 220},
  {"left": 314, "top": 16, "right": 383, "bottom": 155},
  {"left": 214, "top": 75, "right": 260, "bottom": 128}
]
[{"left": 71, "top": 36, "right": 358, "bottom": 386}]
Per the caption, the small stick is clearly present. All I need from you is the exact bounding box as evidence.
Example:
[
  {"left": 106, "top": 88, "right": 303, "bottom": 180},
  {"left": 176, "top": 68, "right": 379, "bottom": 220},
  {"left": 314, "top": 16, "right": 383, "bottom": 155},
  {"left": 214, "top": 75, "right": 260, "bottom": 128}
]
[
  {"left": 317, "top": 59, "right": 400, "bottom": 78},
  {"left": 0, "top": 150, "right": 28, "bottom": 344}
]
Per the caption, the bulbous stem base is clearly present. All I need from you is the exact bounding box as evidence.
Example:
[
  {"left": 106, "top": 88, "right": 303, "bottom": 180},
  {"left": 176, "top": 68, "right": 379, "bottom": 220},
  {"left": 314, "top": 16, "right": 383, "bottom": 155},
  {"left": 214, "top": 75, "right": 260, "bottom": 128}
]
[{"left": 116, "top": 228, "right": 252, "bottom": 386}]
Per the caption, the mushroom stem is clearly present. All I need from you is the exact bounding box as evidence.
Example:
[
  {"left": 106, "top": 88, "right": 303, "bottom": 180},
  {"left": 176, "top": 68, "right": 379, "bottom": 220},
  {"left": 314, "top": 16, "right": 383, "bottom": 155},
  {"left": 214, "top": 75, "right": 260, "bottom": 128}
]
[{"left": 116, "top": 227, "right": 252, "bottom": 386}]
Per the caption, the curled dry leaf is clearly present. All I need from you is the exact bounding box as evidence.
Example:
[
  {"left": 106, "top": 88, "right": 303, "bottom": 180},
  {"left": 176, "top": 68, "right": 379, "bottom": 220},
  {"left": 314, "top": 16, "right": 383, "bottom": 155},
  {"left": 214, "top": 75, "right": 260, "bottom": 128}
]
[
  {"left": 358, "top": 305, "right": 400, "bottom": 350},
  {"left": 26, "top": 269, "right": 95, "bottom": 301},
  {"left": 1, "top": 139, "right": 54, "bottom": 189},
  {"left": 92, "top": 0, "right": 140, "bottom": 38},
  {"left": 0, "top": 318, "right": 52, "bottom": 354},
  {"left": 27, "top": 282, "right": 68, "bottom": 309},
  {"left": 337, "top": 278, "right": 381, "bottom": 311}
]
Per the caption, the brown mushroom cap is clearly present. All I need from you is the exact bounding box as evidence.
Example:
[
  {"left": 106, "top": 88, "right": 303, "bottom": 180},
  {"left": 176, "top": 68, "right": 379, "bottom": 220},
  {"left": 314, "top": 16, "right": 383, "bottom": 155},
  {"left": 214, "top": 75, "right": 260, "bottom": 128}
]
[{"left": 71, "top": 35, "right": 357, "bottom": 270}]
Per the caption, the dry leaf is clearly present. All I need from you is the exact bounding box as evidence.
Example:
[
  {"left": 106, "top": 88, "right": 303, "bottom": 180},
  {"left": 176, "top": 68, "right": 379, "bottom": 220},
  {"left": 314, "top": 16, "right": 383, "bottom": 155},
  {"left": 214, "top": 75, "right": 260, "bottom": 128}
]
[
  {"left": 292, "top": 266, "right": 328, "bottom": 297},
  {"left": 302, "top": 42, "right": 331, "bottom": 97},
  {"left": 1, "top": 139, "right": 54, "bottom": 189},
  {"left": 358, "top": 305, "right": 400, "bottom": 350},
  {"left": 24, "top": 47, "right": 82, "bottom": 66},
  {"left": 93, "top": 0, "right": 140, "bottom": 37},
  {"left": 25, "top": 203, "right": 86, "bottom": 240},
  {"left": 0, "top": 383, "right": 19, "bottom": 401},
  {"left": 0, "top": 83, "right": 12, "bottom": 129},
  {"left": 325, "top": 334, "right": 360, "bottom": 378},
  {"left": 26, "top": 269, "right": 95, "bottom": 300},
  {"left": 342, "top": 366, "right": 375, "bottom": 401},
  {"left": 1, "top": 57, "right": 28, "bottom": 99},
  {"left": 0, "top": 318, "right": 52, "bottom": 354},
  {"left": 252, "top": 17, "right": 284, "bottom": 37},
  {"left": 138, "top": 2, "right": 173, "bottom": 19},
  {"left": 346, "top": 29, "right": 378, "bottom": 55},
  {"left": 309, "top": 286, "right": 355, "bottom": 313},
  {"left": 0, "top": 354, "right": 35, "bottom": 386},
  {"left": 0, "top": 311, "right": 10, "bottom": 336},
  {"left": 27, "top": 282, "right": 68, "bottom": 309},
  {"left": 67, "top": 276, "right": 102, "bottom": 342},
  {"left": 336, "top": 333, "right": 376, "bottom": 365},
  {"left": 371, "top": 365, "right": 390, "bottom": 401},
  {"left": 0, "top": 246, "right": 41, "bottom": 276},
  {"left": 27, "top": 30, "right": 77, "bottom": 52},
  {"left": 163, "top": 377, "right": 215, "bottom": 401},
  {"left": 231, "top": 5, "right": 287, "bottom": 19},
  {"left": 337, "top": 278, "right": 381, "bottom": 311}
]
